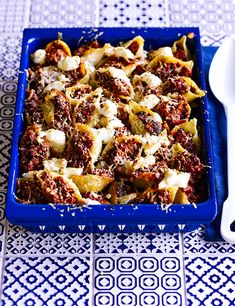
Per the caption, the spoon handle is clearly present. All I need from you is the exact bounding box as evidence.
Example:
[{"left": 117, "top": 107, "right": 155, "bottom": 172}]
[{"left": 220, "top": 105, "right": 235, "bottom": 243}]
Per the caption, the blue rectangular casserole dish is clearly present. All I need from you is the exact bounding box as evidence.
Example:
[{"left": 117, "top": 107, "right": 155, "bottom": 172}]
[{"left": 6, "top": 27, "right": 217, "bottom": 233}]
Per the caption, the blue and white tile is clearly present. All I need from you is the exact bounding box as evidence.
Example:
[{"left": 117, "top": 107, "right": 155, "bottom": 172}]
[
  {"left": 95, "top": 232, "right": 182, "bottom": 254},
  {"left": 99, "top": 0, "right": 169, "bottom": 27},
  {"left": 0, "top": 36, "right": 22, "bottom": 80},
  {"left": 168, "top": 0, "right": 235, "bottom": 46},
  {"left": 94, "top": 254, "right": 185, "bottom": 306},
  {"left": 6, "top": 224, "right": 93, "bottom": 256},
  {"left": 0, "top": 0, "right": 30, "bottom": 33},
  {"left": 29, "top": 0, "right": 99, "bottom": 28},
  {"left": 1, "top": 256, "right": 92, "bottom": 306},
  {"left": 183, "top": 226, "right": 235, "bottom": 255},
  {"left": 185, "top": 256, "right": 235, "bottom": 306},
  {"left": 0, "top": 133, "right": 12, "bottom": 191}
]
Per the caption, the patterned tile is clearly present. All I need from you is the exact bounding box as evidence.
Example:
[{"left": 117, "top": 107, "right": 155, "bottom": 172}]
[
  {"left": 0, "top": 36, "right": 22, "bottom": 80},
  {"left": 95, "top": 232, "right": 181, "bottom": 254},
  {"left": 6, "top": 224, "right": 93, "bottom": 256},
  {"left": 94, "top": 255, "right": 185, "bottom": 306},
  {"left": 99, "top": 0, "right": 169, "bottom": 27},
  {"left": 185, "top": 256, "right": 235, "bottom": 306},
  {"left": 0, "top": 81, "right": 17, "bottom": 132},
  {"left": 183, "top": 226, "right": 235, "bottom": 255},
  {"left": 0, "top": 133, "right": 12, "bottom": 190},
  {"left": 0, "top": 0, "right": 30, "bottom": 33},
  {"left": 0, "top": 190, "right": 7, "bottom": 256},
  {"left": 1, "top": 256, "right": 91, "bottom": 306},
  {"left": 29, "top": 0, "right": 99, "bottom": 28},
  {"left": 168, "top": 0, "right": 235, "bottom": 46}
]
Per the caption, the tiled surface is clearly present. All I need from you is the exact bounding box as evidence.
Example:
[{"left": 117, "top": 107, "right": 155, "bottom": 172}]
[
  {"left": 0, "top": 37, "right": 22, "bottom": 80},
  {"left": 94, "top": 255, "right": 186, "bottom": 306},
  {"left": 99, "top": 0, "right": 169, "bottom": 27},
  {"left": 6, "top": 225, "right": 93, "bottom": 256},
  {"left": 0, "top": 0, "right": 235, "bottom": 305},
  {"left": 185, "top": 257, "right": 235, "bottom": 305},
  {"left": 2, "top": 256, "right": 91, "bottom": 306},
  {"left": 168, "top": 0, "right": 235, "bottom": 46},
  {"left": 29, "top": 0, "right": 99, "bottom": 28},
  {"left": 183, "top": 226, "right": 235, "bottom": 255},
  {"left": 0, "top": 0, "right": 30, "bottom": 33},
  {"left": 94, "top": 233, "right": 181, "bottom": 254}
]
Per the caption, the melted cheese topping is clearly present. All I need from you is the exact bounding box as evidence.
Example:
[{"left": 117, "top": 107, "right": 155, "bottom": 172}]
[
  {"left": 105, "top": 46, "right": 134, "bottom": 60},
  {"left": 101, "top": 67, "right": 130, "bottom": 84},
  {"left": 158, "top": 168, "right": 190, "bottom": 189},
  {"left": 31, "top": 49, "right": 47, "bottom": 65},
  {"left": 143, "top": 130, "right": 170, "bottom": 155},
  {"left": 83, "top": 44, "right": 111, "bottom": 66},
  {"left": 57, "top": 56, "right": 80, "bottom": 71},
  {"left": 43, "top": 158, "right": 67, "bottom": 173},
  {"left": 43, "top": 81, "right": 65, "bottom": 94},
  {"left": 44, "top": 129, "right": 66, "bottom": 153},
  {"left": 139, "top": 94, "right": 160, "bottom": 109},
  {"left": 138, "top": 72, "right": 162, "bottom": 87},
  {"left": 133, "top": 155, "right": 156, "bottom": 170},
  {"left": 100, "top": 99, "right": 118, "bottom": 118}
]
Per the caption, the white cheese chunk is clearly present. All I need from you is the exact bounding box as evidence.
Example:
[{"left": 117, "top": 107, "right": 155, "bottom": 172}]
[
  {"left": 99, "top": 67, "right": 130, "bottom": 84},
  {"left": 44, "top": 129, "right": 66, "bottom": 153},
  {"left": 151, "top": 112, "right": 162, "bottom": 123},
  {"left": 153, "top": 46, "right": 174, "bottom": 58},
  {"left": 143, "top": 130, "right": 170, "bottom": 155},
  {"left": 105, "top": 46, "right": 134, "bottom": 60},
  {"left": 134, "top": 155, "right": 156, "bottom": 170},
  {"left": 96, "top": 127, "right": 114, "bottom": 144},
  {"left": 106, "top": 118, "right": 124, "bottom": 129},
  {"left": 100, "top": 99, "right": 117, "bottom": 118},
  {"left": 159, "top": 168, "right": 190, "bottom": 189},
  {"left": 64, "top": 167, "right": 83, "bottom": 177},
  {"left": 83, "top": 198, "right": 101, "bottom": 205},
  {"left": 139, "top": 94, "right": 160, "bottom": 109},
  {"left": 31, "top": 49, "right": 47, "bottom": 65},
  {"left": 57, "top": 56, "right": 80, "bottom": 71},
  {"left": 83, "top": 44, "right": 111, "bottom": 66},
  {"left": 43, "top": 158, "right": 67, "bottom": 173},
  {"left": 43, "top": 81, "right": 65, "bottom": 94},
  {"left": 139, "top": 72, "right": 162, "bottom": 87}
]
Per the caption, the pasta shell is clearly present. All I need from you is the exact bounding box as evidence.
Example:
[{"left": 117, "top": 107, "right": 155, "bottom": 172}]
[{"left": 71, "top": 174, "right": 113, "bottom": 194}]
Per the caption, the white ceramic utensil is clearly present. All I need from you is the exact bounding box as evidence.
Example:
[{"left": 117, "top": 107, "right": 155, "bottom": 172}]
[{"left": 209, "top": 36, "right": 235, "bottom": 243}]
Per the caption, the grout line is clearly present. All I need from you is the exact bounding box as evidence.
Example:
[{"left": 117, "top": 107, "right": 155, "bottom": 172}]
[
  {"left": 90, "top": 233, "right": 95, "bottom": 306},
  {"left": 180, "top": 232, "right": 189, "bottom": 306},
  {"left": 0, "top": 220, "right": 9, "bottom": 304},
  {"left": 164, "top": 0, "right": 170, "bottom": 27},
  {"left": 3, "top": 252, "right": 93, "bottom": 259},
  {"left": 96, "top": 0, "right": 100, "bottom": 27},
  {"left": 23, "top": 0, "right": 31, "bottom": 29}
]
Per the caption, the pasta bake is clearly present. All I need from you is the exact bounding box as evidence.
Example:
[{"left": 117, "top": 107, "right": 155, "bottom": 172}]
[{"left": 17, "top": 33, "right": 206, "bottom": 206}]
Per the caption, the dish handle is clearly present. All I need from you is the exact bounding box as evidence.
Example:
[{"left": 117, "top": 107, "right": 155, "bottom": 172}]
[{"left": 220, "top": 199, "right": 235, "bottom": 243}]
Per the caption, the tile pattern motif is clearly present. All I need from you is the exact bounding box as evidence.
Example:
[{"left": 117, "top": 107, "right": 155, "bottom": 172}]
[
  {"left": 185, "top": 256, "right": 235, "bottom": 306},
  {"left": 183, "top": 226, "right": 235, "bottom": 255},
  {"left": 6, "top": 225, "right": 93, "bottom": 256},
  {"left": 0, "top": 0, "right": 30, "bottom": 33},
  {"left": 95, "top": 232, "right": 181, "bottom": 254},
  {"left": 168, "top": 0, "right": 235, "bottom": 46},
  {"left": 0, "top": 37, "right": 22, "bottom": 80},
  {"left": 29, "top": 0, "right": 99, "bottom": 28},
  {"left": 0, "top": 1, "right": 235, "bottom": 306},
  {"left": 2, "top": 256, "right": 91, "bottom": 306},
  {"left": 94, "top": 255, "right": 185, "bottom": 306},
  {"left": 99, "top": 0, "right": 169, "bottom": 27}
]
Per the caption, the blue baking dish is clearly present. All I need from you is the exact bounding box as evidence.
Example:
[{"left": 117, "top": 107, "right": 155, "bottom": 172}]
[{"left": 6, "top": 27, "right": 217, "bottom": 233}]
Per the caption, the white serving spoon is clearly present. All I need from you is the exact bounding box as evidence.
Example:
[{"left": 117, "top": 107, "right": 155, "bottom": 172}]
[{"left": 209, "top": 36, "right": 235, "bottom": 243}]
